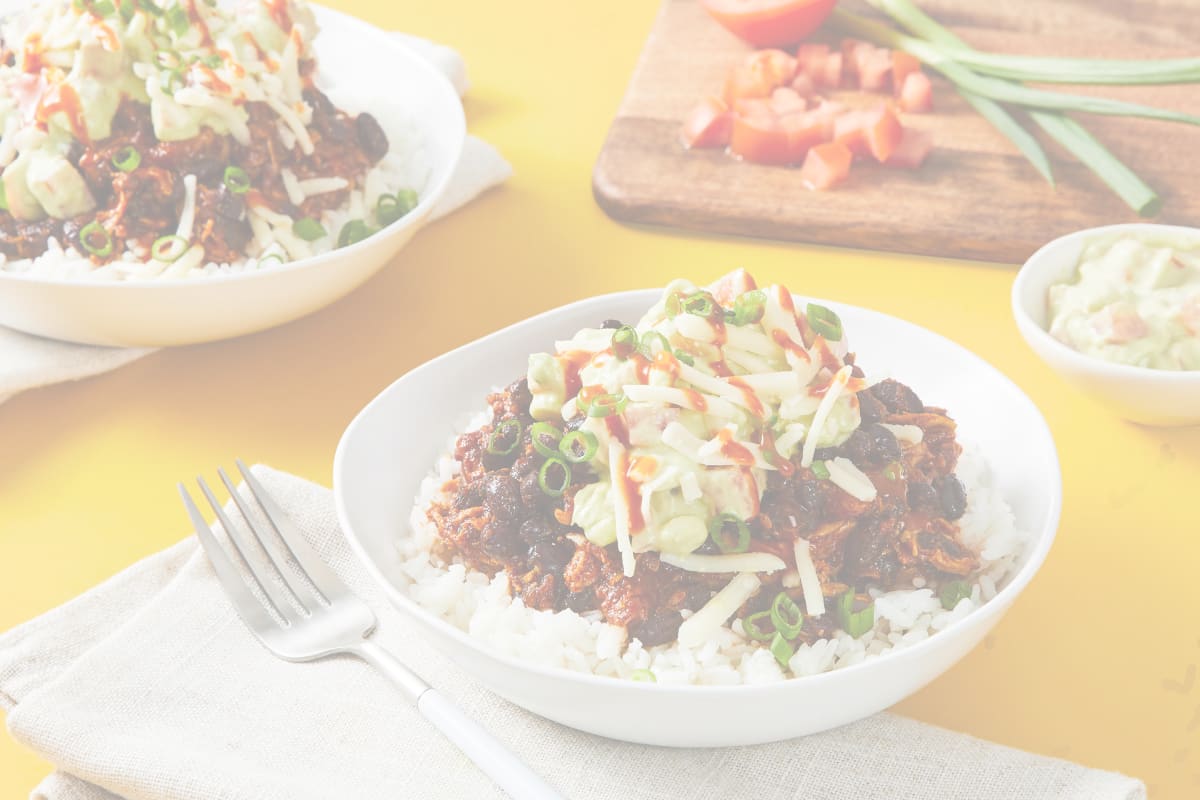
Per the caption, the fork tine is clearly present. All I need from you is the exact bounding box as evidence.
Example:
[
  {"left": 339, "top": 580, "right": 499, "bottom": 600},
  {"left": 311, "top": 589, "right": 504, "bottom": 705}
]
[
  {"left": 236, "top": 460, "right": 346, "bottom": 602},
  {"left": 179, "top": 484, "right": 279, "bottom": 634},
  {"left": 197, "top": 476, "right": 300, "bottom": 623},
  {"left": 218, "top": 466, "right": 324, "bottom": 613}
]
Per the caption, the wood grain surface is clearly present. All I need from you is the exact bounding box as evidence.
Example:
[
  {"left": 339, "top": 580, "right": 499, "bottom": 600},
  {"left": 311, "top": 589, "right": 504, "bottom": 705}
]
[{"left": 593, "top": 0, "right": 1200, "bottom": 264}]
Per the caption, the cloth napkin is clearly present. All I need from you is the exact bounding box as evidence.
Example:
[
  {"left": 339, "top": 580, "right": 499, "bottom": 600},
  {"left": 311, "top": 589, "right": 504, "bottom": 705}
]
[
  {"left": 0, "top": 38, "right": 511, "bottom": 407},
  {"left": 0, "top": 467, "right": 1146, "bottom": 800}
]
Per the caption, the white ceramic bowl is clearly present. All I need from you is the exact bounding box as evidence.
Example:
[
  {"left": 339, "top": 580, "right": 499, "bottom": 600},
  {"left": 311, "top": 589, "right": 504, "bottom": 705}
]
[
  {"left": 334, "top": 289, "right": 1061, "bottom": 747},
  {"left": 0, "top": 5, "right": 465, "bottom": 347},
  {"left": 1013, "top": 223, "right": 1200, "bottom": 427}
]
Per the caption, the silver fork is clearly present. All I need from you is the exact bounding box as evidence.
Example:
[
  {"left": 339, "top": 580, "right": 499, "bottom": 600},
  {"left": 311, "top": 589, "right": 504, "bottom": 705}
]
[{"left": 179, "top": 460, "right": 563, "bottom": 800}]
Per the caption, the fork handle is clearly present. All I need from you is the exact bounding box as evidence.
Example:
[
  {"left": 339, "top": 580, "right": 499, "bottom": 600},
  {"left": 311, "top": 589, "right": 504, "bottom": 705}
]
[{"left": 353, "top": 641, "right": 563, "bottom": 800}]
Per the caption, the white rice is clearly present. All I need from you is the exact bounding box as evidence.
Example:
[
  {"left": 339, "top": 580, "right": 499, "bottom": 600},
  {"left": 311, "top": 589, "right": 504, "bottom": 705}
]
[
  {"left": 399, "top": 413, "right": 1032, "bottom": 686},
  {"left": 0, "top": 95, "right": 430, "bottom": 282}
]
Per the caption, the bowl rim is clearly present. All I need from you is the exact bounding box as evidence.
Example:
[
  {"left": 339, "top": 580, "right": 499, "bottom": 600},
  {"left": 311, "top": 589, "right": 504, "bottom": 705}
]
[
  {"left": 0, "top": 3, "right": 466, "bottom": 290},
  {"left": 1012, "top": 222, "right": 1200, "bottom": 383},
  {"left": 334, "top": 287, "right": 1063, "bottom": 695}
]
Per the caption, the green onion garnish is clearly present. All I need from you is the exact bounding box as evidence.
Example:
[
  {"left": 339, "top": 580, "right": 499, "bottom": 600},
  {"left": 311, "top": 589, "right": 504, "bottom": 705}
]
[
  {"left": 151, "top": 234, "right": 187, "bottom": 262},
  {"left": 663, "top": 291, "right": 683, "bottom": 319},
  {"left": 611, "top": 325, "right": 638, "bottom": 359},
  {"left": 673, "top": 349, "right": 694, "bottom": 366},
  {"left": 292, "top": 218, "right": 326, "bottom": 242},
  {"left": 638, "top": 330, "right": 670, "bottom": 358},
  {"left": 806, "top": 304, "right": 843, "bottom": 342},
  {"left": 336, "top": 219, "right": 373, "bottom": 248},
  {"left": 811, "top": 460, "right": 830, "bottom": 480},
  {"left": 91, "top": 0, "right": 116, "bottom": 16},
  {"left": 117, "top": 0, "right": 135, "bottom": 21},
  {"left": 165, "top": 3, "right": 189, "bottom": 36},
  {"left": 770, "top": 592, "right": 804, "bottom": 639},
  {"left": 742, "top": 611, "right": 777, "bottom": 643},
  {"left": 160, "top": 67, "right": 183, "bottom": 93},
  {"left": 257, "top": 253, "right": 285, "bottom": 269},
  {"left": 78, "top": 221, "right": 113, "bottom": 257},
  {"left": 708, "top": 513, "right": 750, "bottom": 554},
  {"left": 538, "top": 457, "right": 572, "bottom": 497},
  {"left": 836, "top": 590, "right": 876, "bottom": 638},
  {"left": 939, "top": 580, "right": 972, "bottom": 610},
  {"left": 769, "top": 632, "right": 795, "bottom": 668},
  {"left": 202, "top": 53, "right": 223, "bottom": 68},
  {"left": 485, "top": 419, "right": 522, "bottom": 456},
  {"left": 377, "top": 189, "right": 418, "bottom": 227},
  {"left": 137, "top": 0, "right": 163, "bottom": 15},
  {"left": 112, "top": 145, "right": 141, "bottom": 172},
  {"left": 559, "top": 430, "right": 598, "bottom": 463},
  {"left": 223, "top": 165, "right": 251, "bottom": 195},
  {"left": 682, "top": 292, "right": 715, "bottom": 319},
  {"left": 529, "top": 421, "right": 562, "bottom": 459},
  {"left": 585, "top": 392, "right": 627, "bottom": 419},
  {"left": 884, "top": 461, "right": 903, "bottom": 481},
  {"left": 630, "top": 669, "right": 656, "bottom": 683},
  {"left": 732, "top": 290, "right": 766, "bottom": 326}
]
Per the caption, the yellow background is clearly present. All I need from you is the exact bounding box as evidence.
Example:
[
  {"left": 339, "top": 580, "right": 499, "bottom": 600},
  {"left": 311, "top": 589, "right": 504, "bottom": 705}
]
[{"left": 3, "top": 1, "right": 1199, "bottom": 796}]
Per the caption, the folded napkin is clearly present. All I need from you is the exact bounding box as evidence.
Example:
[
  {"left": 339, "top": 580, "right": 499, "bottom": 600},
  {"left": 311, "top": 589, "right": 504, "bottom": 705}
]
[
  {"left": 0, "top": 37, "right": 511, "bottom": 407},
  {"left": 0, "top": 467, "right": 1146, "bottom": 800}
]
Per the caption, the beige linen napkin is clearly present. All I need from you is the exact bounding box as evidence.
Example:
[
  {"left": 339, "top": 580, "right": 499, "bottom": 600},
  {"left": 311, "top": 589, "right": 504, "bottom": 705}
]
[
  {"left": 0, "top": 467, "right": 1146, "bottom": 800},
  {"left": 0, "top": 38, "right": 511, "bottom": 407}
]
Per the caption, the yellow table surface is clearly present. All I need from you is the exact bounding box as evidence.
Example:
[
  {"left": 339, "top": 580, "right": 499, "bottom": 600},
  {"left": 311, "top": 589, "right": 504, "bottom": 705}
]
[{"left": 3, "top": 1, "right": 1199, "bottom": 796}]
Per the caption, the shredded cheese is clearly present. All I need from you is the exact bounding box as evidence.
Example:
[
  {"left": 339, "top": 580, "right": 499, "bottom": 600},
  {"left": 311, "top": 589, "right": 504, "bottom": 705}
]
[
  {"left": 607, "top": 441, "right": 636, "bottom": 578},
  {"left": 880, "top": 423, "right": 924, "bottom": 444},
  {"left": 792, "top": 539, "right": 825, "bottom": 616},
  {"left": 676, "top": 573, "right": 762, "bottom": 648},
  {"left": 660, "top": 552, "right": 786, "bottom": 574},
  {"left": 623, "top": 385, "right": 739, "bottom": 417},
  {"left": 826, "top": 457, "right": 878, "bottom": 502},
  {"left": 175, "top": 174, "right": 197, "bottom": 241},
  {"left": 800, "top": 364, "right": 853, "bottom": 467},
  {"left": 280, "top": 168, "right": 305, "bottom": 206}
]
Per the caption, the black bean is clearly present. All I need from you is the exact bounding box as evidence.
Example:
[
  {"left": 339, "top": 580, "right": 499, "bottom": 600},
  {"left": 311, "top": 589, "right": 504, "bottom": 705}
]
[
  {"left": 529, "top": 537, "right": 575, "bottom": 571},
  {"left": 813, "top": 447, "right": 840, "bottom": 462},
  {"left": 564, "top": 589, "right": 597, "bottom": 613},
  {"left": 481, "top": 473, "right": 522, "bottom": 522},
  {"left": 840, "top": 429, "right": 873, "bottom": 466},
  {"left": 865, "top": 424, "right": 901, "bottom": 465},
  {"left": 628, "top": 610, "right": 683, "bottom": 647},
  {"left": 482, "top": 522, "right": 524, "bottom": 559},
  {"left": 518, "top": 517, "right": 556, "bottom": 546},
  {"left": 907, "top": 482, "right": 940, "bottom": 514},
  {"left": 858, "top": 391, "right": 887, "bottom": 424},
  {"left": 599, "top": 319, "right": 624, "bottom": 329},
  {"left": 355, "top": 113, "right": 390, "bottom": 162},
  {"left": 507, "top": 378, "right": 533, "bottom": 417},
  {"left": 303, "top": 88, "right": 337, "bottom": 118},
  {"left": 214, "top": 183, "right": 246, "bottom": 222},
  {"left": 934, "top": 475, "right": 968, "bottom": 520},
  {"left": 870, "top": 379, "right": 924, "bottom": 414}
]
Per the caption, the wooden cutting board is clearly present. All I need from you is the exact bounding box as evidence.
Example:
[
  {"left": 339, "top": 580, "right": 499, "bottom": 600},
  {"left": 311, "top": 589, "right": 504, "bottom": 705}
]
[{"left": 593, "top": 0, "right": 1200, "bottom": 264}]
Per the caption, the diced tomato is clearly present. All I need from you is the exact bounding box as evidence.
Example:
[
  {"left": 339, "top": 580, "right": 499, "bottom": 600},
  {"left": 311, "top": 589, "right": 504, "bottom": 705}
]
[
  {"left": 680, "top": 96, "right": 733, "bottom": 149},
  {"left": 745, "top": 48, "right": 798, "bottom": 86},
  {"left": 701, "top": 0, "right": 839, "bottom": 48},
  {"left": 771, "top": 86, "right": 808, "bottom": 114},
  {"left": 734, "top": 97, "right": 775, "bottom": 118},
  {"left": 780, "top": 110, "right": 828, "bottom": 157},
  {"left": 856, "top": 47, "right": 893, "bottom": 91},
  {"left": 883, "top": 128, "right": 934, "bottom": 168},
  {"left": 810, "top": 100, "right": 843, "bottom": 139},
  {"left": 724, "top": 64, "right": 776, "bottom": 104},
  {"left": 899, "top": 71, "right": 934, "bottom": 113},
  {"left": 861, "top": 106, "right": 904, "bottom": 162},
  {"left": 801, "top": 141, "right": 853, "bottom": 189},
  {"left": 833, "top": 111, "right": 871, "bottom": 157},
  {"left": 841, "top": 39, "right": 872, "bottom": 81},
  {"left": 790, "top": 72, "right": 817, "bottom": 98},
  {"left": 708, "top": 269, "right": 759, "bottom": 306},
  {"left": 730, "top": 111, "right": 795, "bottom": 164},
  {"left": 794, "top": 43, "right": 830, "bottom": 75},
  {"left": 817, "top": 51, "right": 843, "bottom": 88},
  {"left": 891, "top": 51, "right": 922, "bottom": 96}
]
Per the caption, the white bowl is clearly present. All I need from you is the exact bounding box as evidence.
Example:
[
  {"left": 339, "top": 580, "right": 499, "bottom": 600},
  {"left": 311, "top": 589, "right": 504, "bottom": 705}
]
[
  {"left": 334, "top": 289, "right": 1061, "bottom": 747},
  {"left": 0, "top": 5, "right": 465, "bottom": 347},
  {"left": 1013, "top": 223, "right": 1200, "bottom": 427}
]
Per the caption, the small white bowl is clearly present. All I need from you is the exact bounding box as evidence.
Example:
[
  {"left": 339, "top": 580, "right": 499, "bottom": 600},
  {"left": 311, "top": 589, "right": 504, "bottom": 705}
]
[
  {"left": 334, "top": 289, "right": 1061, "bottom": 747},
  {"left": 0, "top": 5, "right": 465, "bottom": 347},
  {"left": 1013, "top": 223, "right": 1200, "bottom": 427}
]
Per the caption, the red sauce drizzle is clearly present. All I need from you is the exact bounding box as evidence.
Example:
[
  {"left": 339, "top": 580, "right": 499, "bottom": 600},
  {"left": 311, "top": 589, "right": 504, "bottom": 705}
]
[
  {"left": 778, "top": 288, "right": 796, "bottom": 315},
  {"left": 92, "top": 21, "right": 120, "bottom": 52},
  {"left": 21, "top": 34, "right": 45, "bottom": 73},
  {"left": 812, "top": 337, "right": 844, "bottom": 372},
  {"left": 681, "top": 388, "right": 708, "bottom": 412},
  {"left": 603, "top": 414, "right": 630, "bottom": 448},
  {"left": 771, "top": 328, "right": 810, "bottom": 362},
  {"left": 717, "top": 428, "right": 756, "bottom": 467},
  {"left": 759, "top": 428, "right": 795, "bottom": 477},
  {"left": 37, "top": 83, "right": 89, "bottom": 143},
  {"left": 709, "top": 360, "right": 733, "bottom": 377},
  {"left": 266, "top": 0, "right": 293, "bottom": 32},
  {"left": 558, "top": 351, "right": 593, "bottom": 401},
  {"left": 631, "top": 352, "right": 652, "bottom": 385},
  {"left": 185, "top": 0, "right": 214, "bottom": 47},
  {"left": 652, "top": 350, "right": 681, "bottom": 383},
  {"left": 727, "top": 376, "right": 765, "bottom": 418},
  {"left": 243, "top": 31, "right": 267, "bottom": 60},
  {"left": 710, "top": 312, "right": 728, "bottom": 346},
  {"left": 195, "top": 64, "right": 231, "bottom": 94}
]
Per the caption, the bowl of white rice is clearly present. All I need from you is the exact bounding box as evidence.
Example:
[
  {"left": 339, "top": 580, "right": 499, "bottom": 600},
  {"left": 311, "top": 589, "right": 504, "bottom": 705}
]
[
  {"left": 0, "top": 2, "right": 464, "bottom": 346},
  {"left": 334, "top": 287, "right": 1061, "bottom": 747}
]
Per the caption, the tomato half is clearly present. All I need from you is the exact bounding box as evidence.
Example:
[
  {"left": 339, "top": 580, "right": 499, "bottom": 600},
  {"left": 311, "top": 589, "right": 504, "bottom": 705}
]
[{"left": 702, "top": 0, "right": 839, "bottom": 48}]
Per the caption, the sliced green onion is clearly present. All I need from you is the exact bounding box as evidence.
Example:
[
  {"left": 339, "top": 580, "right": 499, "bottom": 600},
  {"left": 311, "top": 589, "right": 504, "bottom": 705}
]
[
  {"left": 769, "top": 632, "right": 794, "bottom": 668},
  {"left": 223, "top": 165, "right": 251, "bottom": 195},
  {"left": 165, "top": 4, "right": 189, "bottom": 36},
  {"left": 611, "top": 324, "right": 639, "bottom": 359},
  {"left": 202, "top": 53, "right": 223, "bottom": 69},
  {"left": 91, "top": 0, "right": 116, "bottom": 16},
  {"left": 742, "top": 610, "right": 777, "bottom": 643},
  {"left": 337, "top": 219, "right": 374, "bottom": 248},
  {"left": 630, "top": 668, "right": 656, "bottom": 683},
  {"left": 137, "top": 0, "right": 163, "bottom": 15},
  {"left": 837, "top": 590, "right": 876, "bottom": 638},
  {"left": 292, "top": 218, "right": 326, "bottom": 242},
  {"left": 112, "top": 145, "right": 141, "bottom": 172},
  {"left": 806, "top": 303, "right": 843, "bottom": 342},
  {"left": 770, "top": 591, "right": 804, "bottom": 639},
  {"left": 117, "top": 0, "right": 135, "bottom": 21},
  {"left": 486, "top": 418, "right": 522, "bottom": 456},
  {"left": 559, "top": 430, "right": 598, "bottom": 463},
  {"left": 673, "top": 349, "right": 695, "bottom": 366},
  {"left": 78, "top": 221, "right": 113, "bottom": 258},
  {"left": 538, "top": 457, "right": 572, "bottom": 497},
  {"left": 529, "top": 421, "right": 563, "bottom": 459},
  {"left": 939, "top": 580, "right": 972, "bottom": 610},
  {"left": 638, "top": 330, "right": 671, "bottom": 358},
  {"left": 151, "top": 234, "right": 188, "bottom": 262},
  {"left": 257, "top": 253, "right": 285, "bottom": 269},
  {"left": 377, "top": 189, "right": 418, "bottom": 226},
  {"left": 811, "top": 460, "right": 830, "bottom": 480},
  {"left": 682, "top": 292, "right": 715, "bottom": 319},
  {"left": 731, "top": 290, "right": 766, "bottom": 326},
  {"left": 883, "top": 461, "right": 903, "bottom": 481},
  {"left": 160, "top": 67, "right": 183, "bottom": 93},
  {"left": 663, "top": 291, "right": 683, "bottom": 319},
  {"left": 708, "top": 513, "right": 751, "bottom": 554},
  {"left": 585, "top": 392, "right": 628, "bottom": 419}
]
